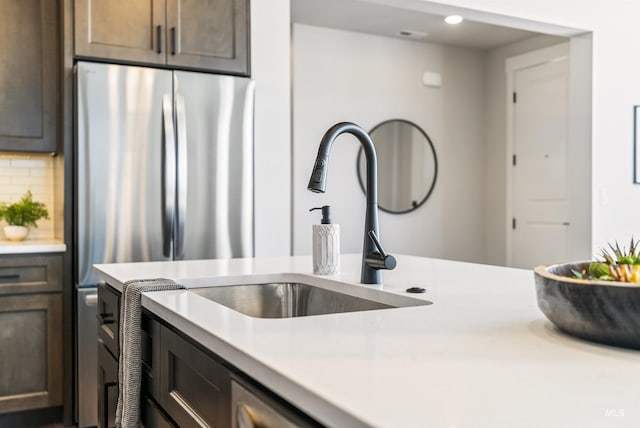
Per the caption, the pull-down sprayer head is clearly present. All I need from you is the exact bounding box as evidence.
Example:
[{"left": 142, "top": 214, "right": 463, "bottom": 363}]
[{"left": 307, "top": 155, "right": 328, "bottom": 193}]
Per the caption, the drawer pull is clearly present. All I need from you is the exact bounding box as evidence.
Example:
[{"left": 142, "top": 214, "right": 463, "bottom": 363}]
[
  {"left": 0, "top": 274, "right": 20, "bottom": 281},
  {"left": 97, "top": 313, "right": 115, "bottom": 325}
]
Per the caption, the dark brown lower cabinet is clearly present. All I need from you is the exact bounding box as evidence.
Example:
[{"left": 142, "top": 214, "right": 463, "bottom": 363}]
[
  {"left": 141, "top": 311, "right": 162, "bottom": 402},
  {"left": 0, "top": 293, "right": 62, "bottom": 414},
  {"left": 96, "top": 303, "right": 161, "bottom": 428},
  {"left": 160, "top": 326, "right": 231, "bottom": 428},
  {"left": 97, "top": 342, "right": 118, "bottom": 428},
  {"left": 97, "top": 282, "right": 120, "bottom": 358},
  {"left": 97, "top": 282, "right": 320, "bottom": 428},
  {"left": 141, "top": 395, "right": 175, "bottom": 428}
]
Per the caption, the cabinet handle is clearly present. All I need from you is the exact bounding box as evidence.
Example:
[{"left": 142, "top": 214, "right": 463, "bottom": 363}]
[
  {"left": 157, "top": 25, "right": 162, "bottom": 54},
  {"left": 171, "top": 27, "right": 176, "bottom": 55},
  {"left": 97, "top": 313, "right": 114, "bottom": 325},
  {"left": 0, "top": 274, "right": 20, "bottom": 281}
]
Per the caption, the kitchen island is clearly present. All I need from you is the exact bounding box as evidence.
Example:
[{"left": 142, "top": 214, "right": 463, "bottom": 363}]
[{"left": 95, "top": 254, "right": 640, "bottom": 427}]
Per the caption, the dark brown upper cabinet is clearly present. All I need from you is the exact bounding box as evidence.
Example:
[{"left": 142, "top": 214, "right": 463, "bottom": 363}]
[
  {"left": 166, "top": 0, "right": 249, "bottom": 74},
  {"left": 75, "top": 0, "right": 250, "bottom": 76},
  {"left": 74, "top": 0, "right": 166, "bottom": 66},
  {"left": 0, "top": 0, "right": 58, "bottom": 153}
]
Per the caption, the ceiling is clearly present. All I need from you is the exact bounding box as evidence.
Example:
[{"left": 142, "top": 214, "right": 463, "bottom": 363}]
[{"left": 291, "top": 0, "right": 549, "bottom": 51}]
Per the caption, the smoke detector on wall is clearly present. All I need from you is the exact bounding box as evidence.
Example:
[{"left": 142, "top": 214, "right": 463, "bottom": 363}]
[{"left": 397, "top": 30, "right": 428, "bottom": 39}]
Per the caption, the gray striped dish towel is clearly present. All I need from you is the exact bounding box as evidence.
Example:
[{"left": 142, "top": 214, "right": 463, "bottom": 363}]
[{"left": 115, "top": 278, "right": 185, "bottom": 428}]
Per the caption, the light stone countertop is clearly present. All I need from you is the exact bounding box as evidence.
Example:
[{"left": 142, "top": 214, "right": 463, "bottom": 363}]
[
  {"left": 0, "top": 239, "right": 66, "bottom": 254},
  {"left": 94, "top": 254, "right": 640, "bottom": 428}
]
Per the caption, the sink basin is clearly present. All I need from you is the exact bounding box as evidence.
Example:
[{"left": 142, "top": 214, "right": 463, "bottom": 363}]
[{"left": 190, "top": 282, "right": 430, "bottom": 318}]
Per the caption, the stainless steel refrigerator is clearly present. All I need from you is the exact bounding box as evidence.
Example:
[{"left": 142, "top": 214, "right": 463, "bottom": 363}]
[{"left": 74, "top": 61, "right": 255, "bottom": 427}]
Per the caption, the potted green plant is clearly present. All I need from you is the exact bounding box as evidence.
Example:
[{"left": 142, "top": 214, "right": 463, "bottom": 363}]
[{"left": 0, "top": 190, "right": 50, "bottom": 241}]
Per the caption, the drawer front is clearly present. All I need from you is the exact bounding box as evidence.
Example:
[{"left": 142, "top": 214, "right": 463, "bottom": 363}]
[
  {"left": 97, "top": 343, "right": 119, "bottom": 428},
  {"left": 97, "top": 283, "right": 120, "bottom": 358},
  {"left": 141, "top": 396, "right": 175, "bottom": 428},
  {"left": 0, "top": 254, "right": 62, "bottom": 295},
  {"left": 160, "top": 326, "right": 231, "bottom": 428},
  {"left": 141, "top": 312, "right": 161, "bottom": 402},
  {"left": 231, "top": 378, "right": 321, "bottom": 428}
]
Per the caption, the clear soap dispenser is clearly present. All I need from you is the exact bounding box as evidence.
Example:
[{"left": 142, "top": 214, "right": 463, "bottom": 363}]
[{"left": 309, "top": 206, "right": 340, "bottom": 275}]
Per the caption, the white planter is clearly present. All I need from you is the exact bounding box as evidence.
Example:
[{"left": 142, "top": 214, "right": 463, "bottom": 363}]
[{"left": 3, "top": 225, "right": 29, "bottom": 241}]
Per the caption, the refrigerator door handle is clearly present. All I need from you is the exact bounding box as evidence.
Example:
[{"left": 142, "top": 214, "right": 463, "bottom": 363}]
[
  {"left": 84, "top": 292, "right": 98, "bottom": 306},
  {"left": 162, "top": 94, "right": 177, "bottom": 258},
  {"left": 175, "top": 93, "right": 188, "bottom": 259}
]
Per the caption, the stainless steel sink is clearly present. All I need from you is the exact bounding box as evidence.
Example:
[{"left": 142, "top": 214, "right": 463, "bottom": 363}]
[{"left": 190, "top": 282, "right": 430, "bottom": 318}]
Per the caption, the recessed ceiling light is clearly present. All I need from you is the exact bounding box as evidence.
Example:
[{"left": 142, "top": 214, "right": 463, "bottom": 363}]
[{"left": 445, "top": 15, "right": 463, "bottom": 25}]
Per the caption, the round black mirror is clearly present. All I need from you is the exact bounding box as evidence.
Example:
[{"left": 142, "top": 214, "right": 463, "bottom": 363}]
[{"left": 357, "top": 119, "right": 438, "bottom": 214}]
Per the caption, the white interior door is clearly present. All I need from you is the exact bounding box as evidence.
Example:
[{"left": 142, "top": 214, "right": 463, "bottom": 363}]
[{"left": 512, "top": 58, "right": 570, "bottom": 269}]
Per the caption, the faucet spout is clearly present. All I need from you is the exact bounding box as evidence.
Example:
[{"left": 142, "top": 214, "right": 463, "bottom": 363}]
[{"left": 307, "top": 122, "right": 395, "bottom": 284}]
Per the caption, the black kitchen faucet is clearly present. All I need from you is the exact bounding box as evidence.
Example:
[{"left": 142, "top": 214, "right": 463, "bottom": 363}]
[{"left": 307, "top": 122, "right": 396, "bottom": 284}]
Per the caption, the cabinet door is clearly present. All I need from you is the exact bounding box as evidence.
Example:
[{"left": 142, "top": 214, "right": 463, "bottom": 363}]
[
  {"left": 160, "top": 326, "right": 231, "bottom": 427},
  {"left": 97, "top": 343, "right": 118, "bottom": 428},
  {"left": 141, "top": 312, "right": 161, "bottom": 402},
  {"left": 166, "top": 0, "right": 249, "bottom": 75},
  {"left": 0, "top": 0, "right": 57, "bottom": 152},
  {"left": 141, "top": 395, "right": 176, "bottom": 428},
  {"left": 0, "top": 294, "right": 62, "bottom": 414},
  {"left": 75, "top": 0, "right": 166, "bottom": 65}
]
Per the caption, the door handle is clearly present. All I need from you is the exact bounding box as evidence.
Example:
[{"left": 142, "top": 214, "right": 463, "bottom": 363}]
[
  {"left": 84, "top": 293, "right": 98, "bottom": 306},
  {"left": 175, "top": 93, "right": 188, "bottom": 260},
  {"left": 162, "top": 94, "right": 177, "bottom": 258}
]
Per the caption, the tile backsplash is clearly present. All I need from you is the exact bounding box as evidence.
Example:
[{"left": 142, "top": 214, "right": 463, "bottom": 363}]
[{"left": 0, "top": 153, "right": 56, "bottom": 240}]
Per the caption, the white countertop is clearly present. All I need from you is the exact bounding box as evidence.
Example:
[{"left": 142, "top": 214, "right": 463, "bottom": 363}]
[
  {"left": 0, "top": 239, "right": 66, "bottom": 254},
  {"left": 95, "top": 255, "right": 640, "bottom": 428}
]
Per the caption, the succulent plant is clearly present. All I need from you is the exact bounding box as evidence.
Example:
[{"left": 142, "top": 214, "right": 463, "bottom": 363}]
[{"left": 573, "top": 238, "right": 640, "bottom": 283}]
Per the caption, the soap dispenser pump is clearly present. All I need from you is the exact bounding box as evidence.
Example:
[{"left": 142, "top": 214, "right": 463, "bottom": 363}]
[{"left": 309, "top": 206, "right": 340, "bottom": 275}]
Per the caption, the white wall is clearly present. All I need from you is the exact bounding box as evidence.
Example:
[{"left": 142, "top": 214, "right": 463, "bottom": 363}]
[
  {"left": 359, "top": 0, "right": 640, "bottom": 255},
  {"left": 566, "top": 33, "right": 593, "bottom": 261},
  {"left": 251, "top": 0, "right": 292, "bottom": 256},
  {"left": 292, "top": 24, "right": 486, "bottom": 262},
  {"left": 260, "top": 0, "right": 640, "bottom": 260}
]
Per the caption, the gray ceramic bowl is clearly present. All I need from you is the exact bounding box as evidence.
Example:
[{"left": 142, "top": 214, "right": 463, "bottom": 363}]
[{"left": 534, "top": 262, "right": 640, "bottom": 350}]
